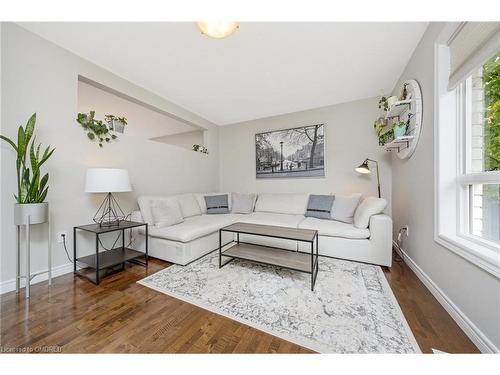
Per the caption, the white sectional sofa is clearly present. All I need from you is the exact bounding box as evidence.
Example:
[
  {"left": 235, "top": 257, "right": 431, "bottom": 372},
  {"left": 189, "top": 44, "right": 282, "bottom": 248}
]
[{"left": 130, "top": 192, "right": 393, "bottom": 267}]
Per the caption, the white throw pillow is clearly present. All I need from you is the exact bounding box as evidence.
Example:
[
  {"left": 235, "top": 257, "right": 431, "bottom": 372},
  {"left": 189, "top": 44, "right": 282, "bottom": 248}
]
[
  {"left": 231, "top": 192, "right": 256, "bottom": 214},
  {"left": 353, "top": 197, "right": 388, "bottom": 229},
  {"left": 176, "top": 193, "right": 202, "bottom": 218},
  {"left": 331, "top": 193, "right": 362, "bottom": 223},
  {"left": 150, "top": 199, "right": 184, "bottom": 228}
]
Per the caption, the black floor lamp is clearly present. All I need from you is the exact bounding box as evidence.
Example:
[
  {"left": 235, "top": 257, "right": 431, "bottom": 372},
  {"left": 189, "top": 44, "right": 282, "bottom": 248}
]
[{"left": 355, "top": 158, "right": 381, "bottom": 198}]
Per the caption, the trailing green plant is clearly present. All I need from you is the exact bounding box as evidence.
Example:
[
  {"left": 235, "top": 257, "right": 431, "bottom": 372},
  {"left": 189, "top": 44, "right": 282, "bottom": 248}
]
[
  {"left": 378, "top": 96, "right": 389, "bottom": 112},
  {"left": 104, "top": 114, "right": 128, "bottom": 125},
  {"left": 77, "top": 111, "right": 117, "bottom": 147},
  {"left": 0, "top": 113, "right": 55, "bottom": 203},
  {"left": 373, "top": 117, "right": 387, "bottom": 136},
  {"left": 192, "top": 144, "right": 208, "bottom": 154}
]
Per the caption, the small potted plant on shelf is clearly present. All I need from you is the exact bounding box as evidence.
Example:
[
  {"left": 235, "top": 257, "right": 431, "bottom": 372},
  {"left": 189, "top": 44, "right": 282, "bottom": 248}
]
[
  {"left": 0, "top": 113, "right": 55, "bottom": 225},
  {"left": 104, "top": 114, "right": 128, "bottom": 133},
  {"left": 192, "top": 144, "right": 208, "bottom": 154},
  {"left": 373, "top": 117, "right": 388, "bottom": 136},
  {"left": 393, "top": 121, "right": 408, "bottom": 138},
  {"left": 77, "top": 111, "right": 118, "bottom": 147}
]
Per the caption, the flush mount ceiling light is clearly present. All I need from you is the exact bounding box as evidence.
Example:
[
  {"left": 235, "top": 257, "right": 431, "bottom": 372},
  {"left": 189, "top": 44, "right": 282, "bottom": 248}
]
[{"left": 196, "top": 21, "right": 239, "bottom": 39}]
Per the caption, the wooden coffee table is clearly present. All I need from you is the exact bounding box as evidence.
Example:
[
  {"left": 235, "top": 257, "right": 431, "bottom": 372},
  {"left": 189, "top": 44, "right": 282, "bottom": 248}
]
[{"left": 219, "top": 222, "right": 319, "bottom": 290}]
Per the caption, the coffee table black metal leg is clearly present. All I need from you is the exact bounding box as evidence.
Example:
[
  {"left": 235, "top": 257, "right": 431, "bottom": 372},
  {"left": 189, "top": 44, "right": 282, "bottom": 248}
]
[
  {"left": 145, "top": 224, "right": 149, "bottom": 265},
  {"left": 219, "top": 230, "right": 222, "bottom": 268},
  {"left": 73, "top": 227, "right": 77, "bottom": 273},
  {"left": 311, "top": 240, "right": 314, "bottom": 291}
]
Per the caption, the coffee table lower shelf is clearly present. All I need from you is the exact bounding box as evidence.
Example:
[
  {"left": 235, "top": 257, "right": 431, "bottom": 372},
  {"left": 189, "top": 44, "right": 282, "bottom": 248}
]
[{"left": 222, "top": 243, "right": 311, "bottom": 272}]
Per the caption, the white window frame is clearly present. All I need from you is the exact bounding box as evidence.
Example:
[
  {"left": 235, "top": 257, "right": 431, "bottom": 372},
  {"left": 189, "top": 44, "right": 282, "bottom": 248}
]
[{"left": 434, "top": 27, "right": 500, "bottom": 279}]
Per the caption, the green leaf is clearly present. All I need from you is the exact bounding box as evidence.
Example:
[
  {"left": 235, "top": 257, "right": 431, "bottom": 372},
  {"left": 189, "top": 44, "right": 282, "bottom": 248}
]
[
  {"left": 87, "top": 132, "right": 95, "bottom": 140},
  {"left": 30, "top": 137, "right": 39, "bottom": 171},
  {"left": 17, "top": 125, "right": 26, "bottom": 161},
  {"left": 24, "top": 113, "right": 36, "bottom": 145},
  {"left": 0, "top": 134, "right": 18, "bottom": 152},
  {"left": 38, "top": 147, "right": 54, "bottom": 167},
  {"left": 39, "top": 173, "right": 49, "bottom": 193},
  {"left": 27, "top": 169, "right": 40, "bottom": 203},
  {"left": 38, "top": 186, "right": 48, "bottom": 203}
]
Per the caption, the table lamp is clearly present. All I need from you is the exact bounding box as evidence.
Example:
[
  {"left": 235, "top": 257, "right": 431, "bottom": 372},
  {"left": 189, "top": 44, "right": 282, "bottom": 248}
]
[{"left": 85, "top": 168, "right": 132, "bottom": 226}]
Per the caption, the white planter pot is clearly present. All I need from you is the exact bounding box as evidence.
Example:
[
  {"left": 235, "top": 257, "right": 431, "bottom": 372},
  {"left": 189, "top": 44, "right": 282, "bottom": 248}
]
[
  {"left": 113, "top": 120, "right": 126, "bottom": 133},
  {"left": 14, "top": 202, "right": 49, "bottom": 225}
]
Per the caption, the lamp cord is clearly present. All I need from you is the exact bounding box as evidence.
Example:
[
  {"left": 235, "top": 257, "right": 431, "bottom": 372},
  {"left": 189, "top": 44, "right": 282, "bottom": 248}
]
[{"left": 62, "top": 213, "right": 133, "bottom": 264}]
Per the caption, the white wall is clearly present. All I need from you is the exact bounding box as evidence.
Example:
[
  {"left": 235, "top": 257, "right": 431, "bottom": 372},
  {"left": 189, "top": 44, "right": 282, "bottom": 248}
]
[
  {"left": 0, "top": 23, "right": 220, "bottom": 291},
  {"left": 219, "top": 97, "right": 392, "bottom": 211},
  {"left": 391, "top": 23, "right": 500, "bottom": 352}
]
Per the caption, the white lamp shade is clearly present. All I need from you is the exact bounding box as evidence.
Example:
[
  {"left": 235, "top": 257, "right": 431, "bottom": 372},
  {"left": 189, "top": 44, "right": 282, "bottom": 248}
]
[{"left": 85, "top": 168, "right": 132, "bottom": 193}]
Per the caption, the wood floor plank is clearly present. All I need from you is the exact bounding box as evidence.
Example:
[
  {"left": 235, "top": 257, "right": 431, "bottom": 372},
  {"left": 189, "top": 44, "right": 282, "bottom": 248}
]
[{"left": 0, "top": 254, "right": 479, "bottom": 353}]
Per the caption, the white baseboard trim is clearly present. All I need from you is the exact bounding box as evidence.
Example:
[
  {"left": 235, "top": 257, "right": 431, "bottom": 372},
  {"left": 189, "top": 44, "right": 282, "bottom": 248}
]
[
  {"left": 0, "top": 262, "right": 73, "bottom": 295},
  {"left": 393, "top": 241, "right": 498, "bottom": 353}
]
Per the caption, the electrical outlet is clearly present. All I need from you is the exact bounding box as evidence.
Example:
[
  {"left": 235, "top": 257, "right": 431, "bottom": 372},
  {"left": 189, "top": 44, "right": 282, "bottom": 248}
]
[{"left": 57, "top": 231, "right": 68, "bottom": 243}]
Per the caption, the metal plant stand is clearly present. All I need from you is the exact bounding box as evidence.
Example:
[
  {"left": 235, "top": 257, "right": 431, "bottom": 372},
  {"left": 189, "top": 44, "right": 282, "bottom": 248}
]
[{"left": 14, "top": 203, "right": 52, "bottom": 299}]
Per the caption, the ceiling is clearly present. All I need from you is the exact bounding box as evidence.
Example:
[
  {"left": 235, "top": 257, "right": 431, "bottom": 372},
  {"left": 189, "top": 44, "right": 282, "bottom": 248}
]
[{"left": 19, "top": 22, "right": 428, "bottom": 125}]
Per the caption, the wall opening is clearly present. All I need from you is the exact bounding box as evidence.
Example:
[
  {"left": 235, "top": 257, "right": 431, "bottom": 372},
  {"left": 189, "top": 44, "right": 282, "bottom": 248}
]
[{"left": 77, "top": 76, "right": 206, "bottom": 150}]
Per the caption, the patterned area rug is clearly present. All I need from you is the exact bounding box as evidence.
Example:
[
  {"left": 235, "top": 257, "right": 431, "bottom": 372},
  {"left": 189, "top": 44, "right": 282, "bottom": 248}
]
[{"left": 138, "top": 251, "right": 420, "bottom": 353}]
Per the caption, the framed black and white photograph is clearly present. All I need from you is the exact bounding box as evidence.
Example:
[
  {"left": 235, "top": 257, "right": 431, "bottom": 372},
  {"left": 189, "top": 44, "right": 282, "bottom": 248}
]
[{"left": 255, "top": 124, "right": 325, "bottom": 179}]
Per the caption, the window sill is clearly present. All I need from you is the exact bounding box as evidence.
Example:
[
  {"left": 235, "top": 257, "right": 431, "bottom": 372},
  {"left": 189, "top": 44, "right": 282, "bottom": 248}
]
[{"left": 435, "top": 234, "right": 500, "bottom": 278}]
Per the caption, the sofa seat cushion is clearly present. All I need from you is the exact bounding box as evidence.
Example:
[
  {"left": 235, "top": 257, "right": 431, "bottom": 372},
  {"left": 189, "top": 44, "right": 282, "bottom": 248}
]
[
  {"left": 148, "top": 214, "right": 242, "bottom": 243},
  {"left": 237, "top": 212, "right": 306, "bottom": 228},
  {"left": 298, "top": 217, "right": 370, "bottom": 239}
]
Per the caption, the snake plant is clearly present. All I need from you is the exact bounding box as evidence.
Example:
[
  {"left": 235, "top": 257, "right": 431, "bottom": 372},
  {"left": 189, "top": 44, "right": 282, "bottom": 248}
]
[{"left": 0, "top": 113, "right": 55, "bottom": 203}]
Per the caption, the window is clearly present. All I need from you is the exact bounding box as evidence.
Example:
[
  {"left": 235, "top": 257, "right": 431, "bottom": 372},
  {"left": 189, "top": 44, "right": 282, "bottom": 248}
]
[
  {"left": 457, "top": 54, "right": 500, "bottom": 246},
  {"left": 435, "top": 23, "right": 500, "bottom": 277}
]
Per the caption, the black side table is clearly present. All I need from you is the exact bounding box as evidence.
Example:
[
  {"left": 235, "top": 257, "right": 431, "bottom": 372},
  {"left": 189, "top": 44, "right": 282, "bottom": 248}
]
[{"left": 73, "top": 220, "right": 148, "bottom": 284}]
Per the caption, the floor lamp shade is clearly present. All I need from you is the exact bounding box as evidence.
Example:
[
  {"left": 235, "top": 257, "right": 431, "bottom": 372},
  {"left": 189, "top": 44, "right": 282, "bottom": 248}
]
[
  {"left": 85, "top": 168, "right": 132, "bottom": 193},
  {"left": 85, "top": 168, "right": 132, "bottom": 226}
]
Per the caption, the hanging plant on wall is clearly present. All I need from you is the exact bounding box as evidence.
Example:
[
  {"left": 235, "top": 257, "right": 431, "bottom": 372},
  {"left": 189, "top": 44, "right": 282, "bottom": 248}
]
[
  {"left": 192, "top": 144, "right": 208, "bottom": 154},
  {"left": 76, "top": 111, "right": 118, "bottom": 147}
]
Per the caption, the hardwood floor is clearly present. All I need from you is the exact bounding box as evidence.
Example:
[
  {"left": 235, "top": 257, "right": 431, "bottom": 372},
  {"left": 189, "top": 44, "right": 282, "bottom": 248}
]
[{"left": 0, "top": 254, "right": 479, "bottom": 353}]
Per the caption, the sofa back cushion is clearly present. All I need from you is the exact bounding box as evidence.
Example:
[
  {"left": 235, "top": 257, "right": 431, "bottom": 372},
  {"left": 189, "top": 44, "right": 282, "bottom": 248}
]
[
  {"left": 353, "top": 197, "right": 388, "bottom": 229},
  {"left": 254, "top": 193, "right": 309, "bottom": 215},
  {"left": 231, "top": 192, "right": 256, "bottom": 214},
  {"left": 150, "top": 198, "right": 184, "bottom": 228},
  {"left": 331, "top": 193, "right": 362, "bottom": 223},
  {"left": 176, "top": 193, "right": 202, "bottom": 218},
  {"left": 305, "top": 194, "right": 335, "bottom": 219},
  {"left": 195, "top": 192, "right": 232, "bottom": 214},
  {"left": 138, "top": 195, "right": 164, "bottom": 225},
  {"left": 205, "top": 194, "right": 230, "bottom": 214}
]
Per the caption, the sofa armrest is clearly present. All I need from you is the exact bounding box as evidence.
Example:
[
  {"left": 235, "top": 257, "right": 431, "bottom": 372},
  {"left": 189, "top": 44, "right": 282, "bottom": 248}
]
[
  {"left": 131, "top": 210, "right": 148, "bottom": 236},
  {"left": 368, "top": 214, "right": 393, "bottom": 267}
]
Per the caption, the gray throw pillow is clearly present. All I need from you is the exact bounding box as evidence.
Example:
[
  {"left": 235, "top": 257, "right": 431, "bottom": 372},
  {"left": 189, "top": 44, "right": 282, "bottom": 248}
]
[
  {"left": 305, "top": 194, "right": 335, "bottom": 219},
  {"left": 231, "top": 192, "right": 256, "bottom": 214},
  {"left": 205, "top": 194, "right": 229, "bottom": 214}
]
